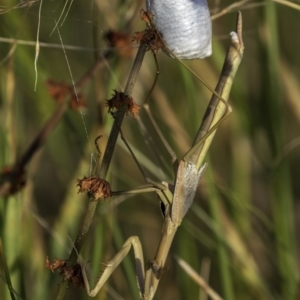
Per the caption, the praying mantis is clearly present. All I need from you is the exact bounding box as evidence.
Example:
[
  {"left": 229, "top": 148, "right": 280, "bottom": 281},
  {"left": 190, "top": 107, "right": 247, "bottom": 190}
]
[{"left": 80, "top": 10, "right": 244, "bottom": 300}]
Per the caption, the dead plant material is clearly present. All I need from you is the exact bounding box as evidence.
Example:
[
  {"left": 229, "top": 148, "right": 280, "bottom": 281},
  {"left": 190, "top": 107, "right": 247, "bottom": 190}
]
[
  {"left": 106, "top": 89, "right": 140, "bottom": 117},
  {"left": 46, "top": 79, "right": 87, "bottom": 111},
  {"left": 132, "top": 28, "right": 163, "bottom": 52},
  {"left": 45, "top": 257, "right": 84, "bottom": 287},
  {"left": 0, "top": 166, "right": 26, "bottom": 196},
  {"left": 140, "top": 8, "right": 154, "bottom": 26},
  {"left": 69, "top": 94, "right": 87, "bottom": 111},
  {"left": 77, "top": 176, "right": 112, "bottom": 200},
  {"left": 45, "top": 257, "right": 67, "bottom": 272},
  {"left": 132, "top": 9, "right": 164, "bottom": 52},
  {"left": 105, "top": 30, "right": 133, "bottom": 57},
  {"left": 63, "top": 264, "right": 84, "bottom": 287}
]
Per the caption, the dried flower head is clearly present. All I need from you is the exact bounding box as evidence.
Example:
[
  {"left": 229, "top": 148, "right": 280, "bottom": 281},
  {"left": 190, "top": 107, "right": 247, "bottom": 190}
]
[
  {"left": 106, "top": 90, "right": 140, "bottom": 117},
  {"left": 105, "top": 30, "right": 133, "bottom": 57},
  {"left": 46, "top": 79, "right": 70, "bottom": 102},
  {"left": 63, "top": 264, "right": 84, "bottom": 287},
  {"left": 46, "top": 79, "right": 87, "bottom": 111},
  {"left": 132, "top": 28, "right": 164, "bottom": 53},
  {"left": 46, "top": 257, "right": 84, "bottom": 287},
  {"left": 131, "top": 9, "right": 163, "bottom": 53},
  {"left": 69, "top": 94, "right": 87, "bottom": 111},
  {"left": 140, "top": 9, "right": 154, "bottom": 26},
  {"left": 0, "top": 166, "right": 26, "bottom": 196},
  {"left": 45, "top": 257, "right": 67, "bottom": 272},
  {"left": 77, "top": 176, "right": 112, "bottom": 200}
]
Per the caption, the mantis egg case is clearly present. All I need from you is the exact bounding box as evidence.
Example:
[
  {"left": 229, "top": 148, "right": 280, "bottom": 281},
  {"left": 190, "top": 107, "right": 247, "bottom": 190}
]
[{"left": 146, "top": 0, "right": 212, "bottom": 60}]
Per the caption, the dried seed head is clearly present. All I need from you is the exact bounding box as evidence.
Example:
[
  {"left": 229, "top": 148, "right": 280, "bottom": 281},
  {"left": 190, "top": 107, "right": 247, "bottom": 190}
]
[
  {"left": 63, "top": 264, "right": 84, "bottom": 287},
  {"left": 132, "top": 9, "right": 164, "bottom": 52},
  {"left": 46, "top": 79, "right": 87, "bottom": 111},
  {"left": 0, "top": 166, "right": 26, "bottom": 196},
  {"left": 69, "top": 94, "right": 87, "bottom": 111},
  {"left": 46, "top": 257, "right": 84, "bottom": 287},
  {"left": 140, "top": 8, "right": 154, "bottom": 26},
  {"left": 77, "top": 176, "right": 112, "bottom": 200},
  {"left": 45, "top": 257, "right": 67, "bottom": 272},
  {"left": 106, "top": 90, "right": 140, "bottom": 117},
  {"left": 133, "top": 28, "right": 164, "bottom": 52},
  {"left": 105, "top": 30, "right": 133, "bottom": 57},
  {"left": 46, "top": 79, "right": 70, "bottom": 102}
]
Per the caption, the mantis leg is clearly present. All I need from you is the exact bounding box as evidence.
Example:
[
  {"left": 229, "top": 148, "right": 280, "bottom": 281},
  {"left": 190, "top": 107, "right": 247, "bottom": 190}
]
[
  {"left": 143, "top": 12, "right": 244, "bottom": 299},
  {"left": 185, "top": 11, "right": 244, "bottom": 169},
  {"left": 82, "top": 11, "right": 244, "bottom": 299},
  {"left": 113, "top": 113, "right": 174, "bottom": 206},
  {"left": 82, "top": 236, "right": 145, "bottom": 297}
]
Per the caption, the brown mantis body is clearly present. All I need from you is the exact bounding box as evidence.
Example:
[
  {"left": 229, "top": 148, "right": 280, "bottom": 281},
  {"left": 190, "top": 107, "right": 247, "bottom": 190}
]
[{"left": 81, "top": 11, "right": 244, "bottom": 299}]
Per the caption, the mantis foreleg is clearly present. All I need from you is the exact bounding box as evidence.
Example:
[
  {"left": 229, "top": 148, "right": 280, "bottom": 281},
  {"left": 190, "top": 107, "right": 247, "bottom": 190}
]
[{"left": 82, "top": 236, "right": 145, "bottom": 297}]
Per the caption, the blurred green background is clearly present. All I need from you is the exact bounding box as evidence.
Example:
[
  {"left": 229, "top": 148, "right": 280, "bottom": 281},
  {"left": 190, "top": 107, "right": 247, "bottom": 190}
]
[{"left": 0, "top": 0, "right": 300, "bottom": 299}]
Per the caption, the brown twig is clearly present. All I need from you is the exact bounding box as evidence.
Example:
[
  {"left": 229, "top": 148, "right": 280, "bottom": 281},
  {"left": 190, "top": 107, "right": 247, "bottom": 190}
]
[{"left": 55, "top": 42, "right": 148, "bottom": 300}]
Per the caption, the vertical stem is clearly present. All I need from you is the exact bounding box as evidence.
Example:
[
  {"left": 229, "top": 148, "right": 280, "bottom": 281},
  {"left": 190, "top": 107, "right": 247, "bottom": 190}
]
[
  {"left": 55, "top": 43, "right": 147, "bottom": 300},
  {"left": 0, "top": 236, "right": 16, "bottom": 300},
  {"left": 185, "top": 12, "right": 244, "bottom": 170},
  {"left": 100, "top": 43, "right": 147, "bottom": 178}
]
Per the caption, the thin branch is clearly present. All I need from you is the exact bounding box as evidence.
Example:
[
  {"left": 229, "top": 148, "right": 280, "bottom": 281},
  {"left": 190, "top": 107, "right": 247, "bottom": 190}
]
[{"left": 55, "top": 43, "right": 148, "bottom": 300}]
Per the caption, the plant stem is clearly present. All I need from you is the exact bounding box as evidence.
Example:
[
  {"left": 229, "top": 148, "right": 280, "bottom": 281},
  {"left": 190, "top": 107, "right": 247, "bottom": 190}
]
[
  {"left": 0, "top": 237, "right": 16, "bottom": 300},
  {"left": 55, "top": 43, "right": 147, "bottom": 300}
]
